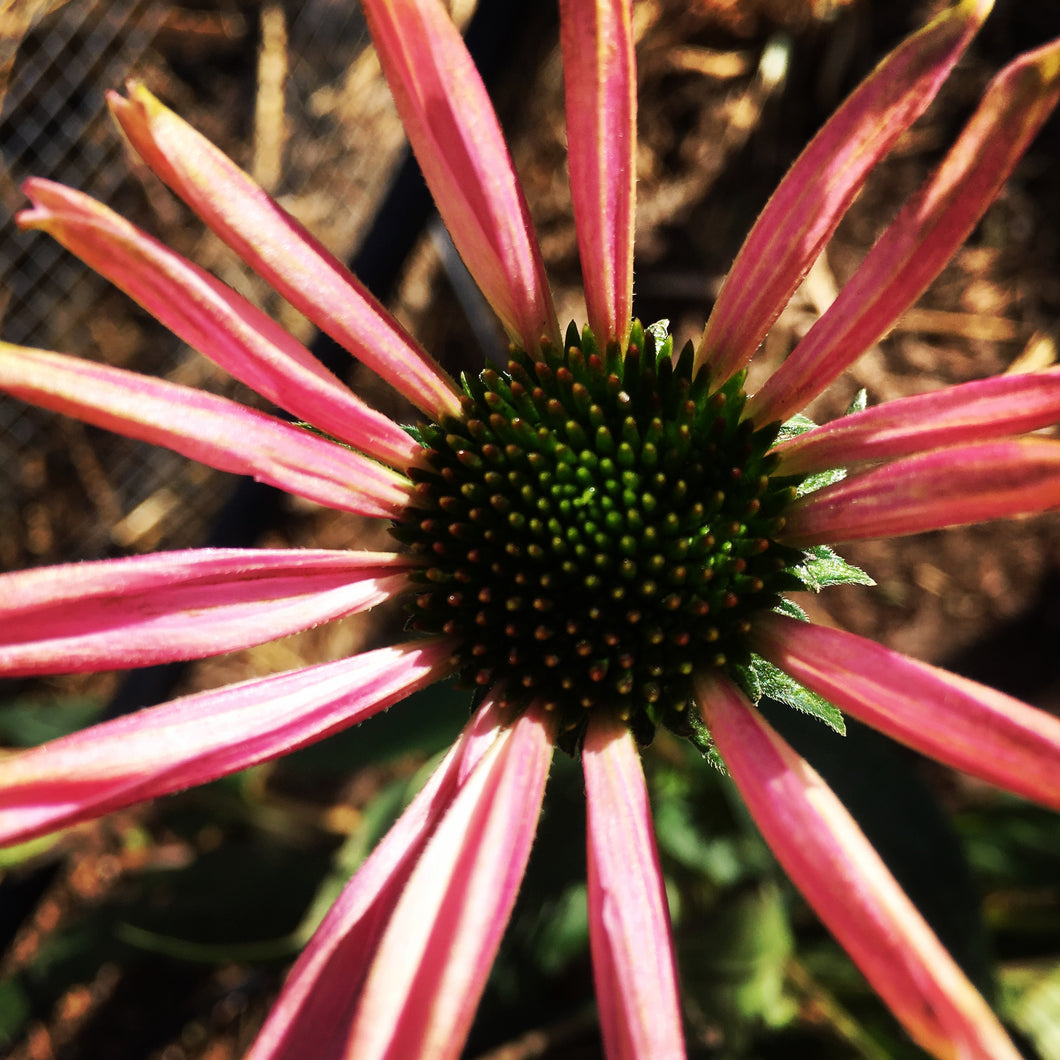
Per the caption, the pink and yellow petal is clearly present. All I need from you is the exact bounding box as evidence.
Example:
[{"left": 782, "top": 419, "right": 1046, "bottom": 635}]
[
  {"left": 0, "top": 640, "right": 453, "bottom": 846},
  {"left": 248, "top": 700, "right": 507, "bottom": 1060},
  {"left": 361, "top": 0, "right": 557, "bottom": 353},
  {"left": 747, "top": 38, "right": 1060, "bottom": 426},
  {"left": 583, "top": 712, "right": 685, "bottom": 1060},
  {"left": 0, "top": 344, "right": 411, "bottom": 518},
  {"left": 696, "top": 674, "right": 1021, "bottom": 1060},
  {"left": 250, "top": 697, "right": 552, "bottom": 1060},
  {"left": 18, "top": 179, "right": 418, "bottom": 469},
  {"left": 0, "top": 548, "right": 412, "bottom": 676},
  {"left": 695, "top": 0, "right": 991, "bottom": 383},
  {"left": 108, "top": 84, "right": 460, "bottom": 421},
  {"left": 773, "top": 366, "right": 1060, "bottom": 476},
  {"left": 753, "top": 613, "right": 1060, "bottom": 811},
  {"left": 781, "top": 437, "right": 1060, "bottom": 545},
  {"left": 346, "top": 702, "right": 554, "bottom": 1059},
  {"left": 560, "top": 0, "right": 636, "bottom": 350}
]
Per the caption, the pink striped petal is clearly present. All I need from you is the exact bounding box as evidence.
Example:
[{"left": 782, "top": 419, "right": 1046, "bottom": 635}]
[
  {"left": 753, "top": 613, "right": 1060, "bottom": 811},
  {"left": 108, "top": 85, "right": 461, "bottom": 421},
  {"left": 696, "top": 674, "right": 1021, "bottom": 1060},
  {"left": 773, "top": 367, "right": 1060, "bottom": 476},
  {"left": 0, "top": 639, "right": 453, "bottom": 845},
  {"left": 781, "top": 437, "right": 1060, "bottom": 545},
  {"left": 347, "top": 702, "right": 553, "bottom": 1059},
  {"left": 249, "top": 697, "right": 553, "bottom": 1060},
  {"left": 583, "top": 712, "right": 685, "bottom": 1060},
  {"left": 747, "top": 38, "right": 1060, "bottom": 425},
  {"left": 560, "top": 0, "right": 636, "bottom": 350},
  {"left": 361, "top": 0, "right": 557, "bottom": 354},
  {"left": 0, "top": 343, "right": 411, "bottom": 518},
  {"left": 18, "top": 179, "right": 418, "bottom": 469},
  {"left": 0, "top": 548, "right": 413, "bottom": 676},
  {"left": 695, "top": 0, "right": 990, "bottom": 382}
]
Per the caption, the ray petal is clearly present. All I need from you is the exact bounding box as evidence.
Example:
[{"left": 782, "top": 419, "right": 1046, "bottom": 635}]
[
  {"left": 108, "top": 84, "right": 461, "bottom": 420},
  {"left": 697, "top": 674, "right": 1021, "bottom": 1060},
  {"left": 18, "top": 179, "right": 418, "bottom": 468},
  {"left": 695, "top": 0, "right": 991, "bottom": 382},
  {"left": 0, "top": 343, "right": 411, "bottom": 518},
  {"left": 560, "top": 0, "right": 636, "bottom": 350},
  {"left": 0, "top": 548, "right": 412, "bottom": 676},
  {"left": 753, "top": 613, "right": 1060, "bottom": 811},
  {"left": 583, "top": 712, "right": 685, "bottom": 1060},
  {"left": 0, "top": 640, "right": 454, "bottom": 845},
  {"left": 747, "top": 38, "right": 1060, "bottom": 425},
  {"left": 781, "top": 437, "right": 1060, "bottom": 545},
  {"left": 772, "top": 366, "right": 1060, "bottom": 475},
  {"left": 361, "top": 0, "right": 557, "bottom": 353}
]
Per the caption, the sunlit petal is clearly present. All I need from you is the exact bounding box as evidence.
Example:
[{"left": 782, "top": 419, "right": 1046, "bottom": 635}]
[
  {"left": 0, "top": 548, "right": 412, "bottom": 675},
  {"left": 0, "top": 343, "right": 411, "bottom": 518},
  {"left": 697, "top": 674, "right": 1021, "bottom": 1060},
  {"left": 583, "top": 712, "right": 685, "bottom": 1060},
  {"left": 18, "top": 179, "right": 418, "bottom": 468},
  {"left": 695, "top": 0, "right": 991, "bottom": 382},
  {"left": 109, "top": 84, "right": 461, "bottom": 421},
  {"left": 772, "top": 366, "right": 1060, "bottom": 475},
  {"left": 747, "top": 37, "right": 1060, "bottom": 425},
  {"left": 0, "top": 640, "right": 454, "bottom": 845},
  {"left": 248, "top": 699, "right": 506, "bottom": 1060},
  {"left": 560, "top": 0, "right": 636, "bottom": 349},
  {"left": 781, "top": 437, "right": 1060, "bottom": 545},
  {"left": 753, "top": 613, "right": 1060, "bottom": 811},
  {"left": 361, "top": 0, "right": 557, "bottom": 352}
]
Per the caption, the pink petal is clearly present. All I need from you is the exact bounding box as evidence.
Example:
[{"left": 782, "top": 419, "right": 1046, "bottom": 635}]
[
  {"left": 752, "top": 613, "right": 1060, "bottom": 811},
  {"left": 696, "top": 674, "right": 1021, "bottom": 1060},
  {"left": 249, "top": 696, "right": 553, "bottom": 1060},
  {"left": 772, "top": 366, "right": 1060, "bottom": 476},
  {"left": 0, "top": 343, "right": 411, "bottom": 518},
  {"left": 781, "top": 437, "right": 1060, "bottom": 545},
  {"left": 747, "top": 38, "right": 1060, "bottom": 425},
  {"left": 695, "top": 0, "right": 990, "bottom": 383},
  {"left": 108, "top": 85, "right": 461, "bottom": 421},
  {"left": 18, "top": 179, "right": 418, "bottom": 469},
  {"left": 583, "top": 712, "right": 685, "bottom": 1060},
  {"left": 560, "top": 0, "right": 636, "bottom": 350},
  {"left": 361, "top": 0, "right": 557, "bottom": 354},
  {"left": 0, "top": 548, "right": 413, "bottom": 676},
  {"left": 0, "top": 639, "right": 453, "bottom": 845},
  {"left": 348, "top": 702, "right": 553, "bottom": 1059}
]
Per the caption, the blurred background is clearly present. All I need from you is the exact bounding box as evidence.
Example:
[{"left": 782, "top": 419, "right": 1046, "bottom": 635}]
[{"left": 1, "top": 0, "right": 1060, "bottom": 1056}]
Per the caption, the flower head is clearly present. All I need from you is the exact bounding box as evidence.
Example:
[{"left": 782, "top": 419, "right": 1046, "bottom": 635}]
[{"left": 2, "top": 0, "right": 1060, "bottom": 1057}]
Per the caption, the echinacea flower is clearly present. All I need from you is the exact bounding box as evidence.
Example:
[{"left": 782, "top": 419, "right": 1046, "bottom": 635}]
[{"left": 2, "top": 0, "right": 1060, "bottom": 1055}]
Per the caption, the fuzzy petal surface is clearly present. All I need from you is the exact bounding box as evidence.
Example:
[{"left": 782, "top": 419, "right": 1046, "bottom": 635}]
[
  {"left": 361, "top": 0, "right": 557, "bottom": 352},
  {"left": 583, "top": 713, "right": 685, "bottom": 1060},
  {"left": 108, "top": 84, "right": 461, "bottom": 421},
  {"left": 696, "top": 0, "right": 991, "bottom": 382},
  {"left": 0, "top": 640, "right": 452, "bottom": 845},
  {"left": 773, "top": 366, "right": 1060, "bottom": 475},
  {"left": 753, "top": 613, "right": 1060, "bottom": 811},
  {"left": 18, "top": 179, "right": 418, "bottom": 468},
  {"left": 0, "top": 548, "right": 412, "bottom": 675},
  {"left": 347, "top": 702, "right": 553, "bottom": 1060},
  {"left": 747, "top": 37, "right": 1060, "bottom": 425},
  {"left": 0, "top": 343, "right": 410, "bottom": 518},
  {"left": 781, "top": 437, "right": 1060, "bottom": 545},
  {"left": 697, "top": 674, "right": 1021, "bottom": 1060},
  {"left": 249, "top": 697, "right": 552, "bottom": 1060},
  {"left": 560, "top": 0, "right": 635, "bottom": 350}
]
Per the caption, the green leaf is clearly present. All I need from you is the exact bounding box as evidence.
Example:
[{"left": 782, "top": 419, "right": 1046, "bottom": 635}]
[
  {"left": 845, "top": 388, "right": 869, "bottom": 415},
  {"left": 751, "top": 655, "right": 846, "bottom": 735},
  {"left": 792, "top": 545, "right": 875, "bottom": 592}
]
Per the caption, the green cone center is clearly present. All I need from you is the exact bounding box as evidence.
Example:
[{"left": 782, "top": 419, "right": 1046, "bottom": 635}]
[{"left": 395, "top": 322, "right": 804, "bottom": 748}]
